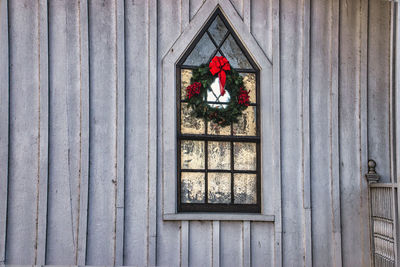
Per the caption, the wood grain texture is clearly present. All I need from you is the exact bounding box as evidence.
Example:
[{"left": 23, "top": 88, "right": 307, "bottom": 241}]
[
  {"left": 76, "top": 0, "right": 90, "bottom": 263},
  {"left": 114, "top": 0, "right": 125, "bottom": 265},
  {"left": 301, "top": 0, "right": 312, "bottom": 265},
  {"left": 279, "top": 0, "right": 306, "bottom": 265},
  {"left": 271, "top": 0, "right": 282, "bottom": 265},
  {"left": 86, "top": 0, "right": 117, "bottom": 264},
  {"left": 395, "top": 5, "right": 400, "bottom": 262},
  {"left": 0, "top": 0, "right": 8, "bottom": 263},
  {"left": 156, "top": 0, "right": 182, "bottom": 265},
  {"left": 148, "top": 0, "right": 158, "bottom": 265},
  {"left": 36, "top": 1, "right": 49, "bottom": 263},
  {"left": 368, "top": 0, "right": 391, "bottom": 183},
  {"left": 251, "top": 0, "right": 272, "bottom": 62},
  {"left": 6, "top": 0, "right": 45, "bottom": 263},
  {"left": 339, "top": 0, "right": 370, "bottom": 265},
  {"left": 180, "top": 221, "right": 189, "bottom": 267},
  {"left": 220, "top": 222, "right": 242, "bottom": 267},
  {"left": 212, "top": 221, "right": 220, "bottom": 267},
  {"left": 189, "top": 0, "right": 205, "bottom": 21},
  {"left": 310, "top": 0, "right": 341, "bottom": 265},
  {"left": 242, "top": 221, "right": 251, "bottom": 267},
  {"left": 250, "top": 222, "right": 274, "bottom": 267},
  {"left": 0, "top": 0, "right": 394, "bottom": 266},
  {"left": 124, "top": 0, "right": 150, "bottom": 265},
  {"left": 229, "top": 0, "right": 243, "bottom": 19},
  {"left": 189, "top": 221, "right": 212, "bottom": 267},
  {"left": 47, "top": 0, "right": 82, "bottom": 263}
]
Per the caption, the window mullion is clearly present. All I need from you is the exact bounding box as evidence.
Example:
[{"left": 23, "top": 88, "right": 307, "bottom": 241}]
[{"left": 205, "top": 118, "right": 208, "bottom": 204}]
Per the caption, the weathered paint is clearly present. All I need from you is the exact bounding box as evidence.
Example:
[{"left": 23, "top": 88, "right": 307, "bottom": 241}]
[{"left": 0, "top": 0, "right": 394, "bottom": 266}]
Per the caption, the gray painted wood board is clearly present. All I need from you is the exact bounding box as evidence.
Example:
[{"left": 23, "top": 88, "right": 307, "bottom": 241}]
[{"left": 0, "top": 0, "right": 394, "bottom": 266}]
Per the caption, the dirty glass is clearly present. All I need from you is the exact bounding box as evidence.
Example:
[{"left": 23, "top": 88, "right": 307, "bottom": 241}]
[
  {"left": 208, "top": 172, "right": 231, "bottom": 203},
  {"left": 181, "top": 103, "right": 205, "bottom": 134},
  {"left": 233, "top": 142, "right": 257, "bottom": 171},
  {"left": 181, "top": 140, "right": 205, "bottom": 169},
  {"left": 208, "top": 141, "right": 231, "bottom": 170},
  {"left": 184, "top": 33, "right": 216, "bottom": 66},
  {"left": 234, "top": 174, "right": 257, "bottom": 204},
  {"left": 181, "top": 172, "right": 205, "bottom": 203},
  {"left": 239, "top": 73, "right": 256, "bottom": 103},
  {"left": 233, "top": 106, "right": 257, "bottom": 136},
  {"left": 220, "top": 35, "right": 252, "bottom": 69},
  {"left": 181, "top": 69, "right": 193, "bottom": 100},
  {"left": 208, "top": 16, "right": 228, "bottom": 45},
  {"left": 207, "top": 120, "right": 231, "bottom": 135}
]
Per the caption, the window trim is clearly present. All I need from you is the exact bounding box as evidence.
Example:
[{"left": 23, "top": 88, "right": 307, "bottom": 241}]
[
  {"left": 176, "top": 9, "right": 261, "bottom": 213},
  {"left": 162, "top": 2, "right": 278, "bottom": 221}
]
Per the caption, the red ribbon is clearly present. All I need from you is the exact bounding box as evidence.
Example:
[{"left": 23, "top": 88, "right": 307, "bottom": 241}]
[{"left": 209, "top": 56, "right": 231, "bottom": 96}]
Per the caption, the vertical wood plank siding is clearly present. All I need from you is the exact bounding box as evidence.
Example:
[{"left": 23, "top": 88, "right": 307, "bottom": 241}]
[
  {"left": 0, "top": 0, "right": 8, "bottom": 263},
  {"left": 47, "top": 0, "right": 82, "bottom": 263},
  {"left": 86, "top": 0, "right": 118, "bottom": 264},
  {"left": 0, "top": 0, "right": 392, "bottom": 266},
  {"left": 310, "top": 0, "right": 341, "bottom": 265}
]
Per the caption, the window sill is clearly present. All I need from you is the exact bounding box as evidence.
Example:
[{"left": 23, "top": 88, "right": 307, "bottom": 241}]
[{"left": 163, "top": 213, "right": 274, "bottom": 221}]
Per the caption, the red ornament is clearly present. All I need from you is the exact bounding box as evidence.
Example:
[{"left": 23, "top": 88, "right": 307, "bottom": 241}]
[
  {"left": 186, "top": 82, "right": 202, "bottom": 99},
  {"left": 209, "top": 56, "right": 231, "bottom": 96},
  {"left": 237, "top": 87, "right": 250, "bottom": 106}
]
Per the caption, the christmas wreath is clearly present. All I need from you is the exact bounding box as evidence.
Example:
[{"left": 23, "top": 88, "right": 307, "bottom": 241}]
[{"left": 184, "top": 56, "right": 250, "bottom": 127}]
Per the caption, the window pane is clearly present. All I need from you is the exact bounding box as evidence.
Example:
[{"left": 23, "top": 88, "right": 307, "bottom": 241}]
[
  {"left": 184, "top": 33, "right": 216, "bottom": 66},
  {"left": 208, "top": 141, "right": 231, "bottom": 170},
  {"left": 234, "top": 142, "right": 257, "bottom": 171},
  {"left": 207, "top": 120, "right": 231, "bottom": 135},
  {"left": 208, "top": 16, "right": 228, "bottom": 46},
  {"left": 208, "top": 172, "right": 231, "bottom": 203},
  {"left": 220, "top": 35, "right": 252, "bottom": 69},
  {"left": 234, "top": 173, "right": 257, "bottom": 204},
  {"left": 207, "top": 77, "right": 231, "bottom": 108},
  {"left": 239, "top": 73, "right": 256, "bottom": 103},
  {"left": 181, "top": 172, "right": 205, "bottom": 203},
  {"left": 181, "top": 69, "right": 193, "bottom": 100},
  {"left": 181, "top": 140, "right": 205, "bottom": 169},
  {"left": 233, "top": 106, "right": 256, "bottom": 136},
  {"left": 181, "top": 103, "right": 205, "bottom": 134}
]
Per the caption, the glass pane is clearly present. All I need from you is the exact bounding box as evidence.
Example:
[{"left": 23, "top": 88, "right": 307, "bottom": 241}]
[
  {"left": 234, "top": 142, "right": 257, "bottom": 171},
  {"left": 233, "top": 106, "right": 256, "bottom": 136},
  {"left": 207, "top": 77, "right": 231, "bottom": 108},
  {"left": 239, "top": 73, "right": 256, "bottom": 103},
  {"left": 220, "top": 35, "right": 252, "bottom": 69},
  {"left": 181, "top": 69, "right": 193, "bottom": 100},
  {"left": 208, "top": 16, "right": 228, "bottom": 46},
  {"left": 181, "top": 140, "right": 205, "bottom": 169},
  {"left": 234, "top": 173, "right": 257, "bottom": 204},
  {"left": 208, "top": 120, "right": 231, "bottom": 135},
  {"left": 208, "top": 141, "right": 231, "bottom": 170},
  {"left": 208, "top": 172, "right": 231, "bottom": 203},
  {"left": 181, "top": 172, "right": 205, "bottom": 203},
  {"left": 181, "top": 103, "right": 205, "bottom": 134},
  {"left": 184, "top": 33, "right": 216, "bottom": 66}
]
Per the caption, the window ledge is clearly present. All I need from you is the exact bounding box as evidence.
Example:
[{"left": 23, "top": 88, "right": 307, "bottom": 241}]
[{"left": 163, "top": 213, "right": 274, "bottom": 221}]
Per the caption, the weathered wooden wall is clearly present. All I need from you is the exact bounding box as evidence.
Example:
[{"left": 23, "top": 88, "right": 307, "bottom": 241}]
[{"left": 0, "top": 0, "right": 392, "bottom": 266}]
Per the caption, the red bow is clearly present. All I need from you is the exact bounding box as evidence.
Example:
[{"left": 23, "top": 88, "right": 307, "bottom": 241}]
[{"left": 209, "top": 56, "right": 231, "bottom": 96}]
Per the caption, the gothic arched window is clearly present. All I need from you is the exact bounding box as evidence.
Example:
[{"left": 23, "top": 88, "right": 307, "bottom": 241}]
[{"left": 177, "top": 9, "right": 260, "bottom": 213}]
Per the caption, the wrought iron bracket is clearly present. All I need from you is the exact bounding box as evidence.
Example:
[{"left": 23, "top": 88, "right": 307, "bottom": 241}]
[{"left": 365, "top": 159, "right": 380, "bottom": 184}]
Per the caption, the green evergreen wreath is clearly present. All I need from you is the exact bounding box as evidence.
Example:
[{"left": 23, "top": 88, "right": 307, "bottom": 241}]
[{"left": 185, "top": 56, "right": 250, "bottom": 127}]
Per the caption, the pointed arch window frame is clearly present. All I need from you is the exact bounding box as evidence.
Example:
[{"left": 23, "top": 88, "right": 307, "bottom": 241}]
[
  {"left": 176, "top": 9, "right": 261, "bottom": 213},
  {"left": 162, "top": 2, "right": 278, "bottom": 221}
]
